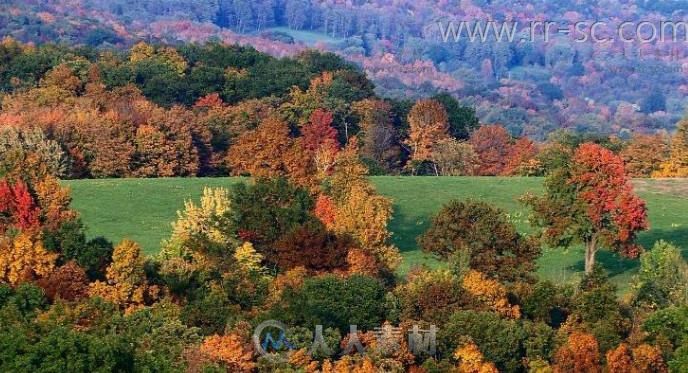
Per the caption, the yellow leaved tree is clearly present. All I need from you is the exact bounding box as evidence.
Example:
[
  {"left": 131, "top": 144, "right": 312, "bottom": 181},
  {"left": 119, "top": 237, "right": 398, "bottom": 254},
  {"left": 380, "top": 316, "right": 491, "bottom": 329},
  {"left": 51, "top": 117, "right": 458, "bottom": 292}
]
[
  {"left": 654, "top": 120, "right": 688, "bottom": 177},
  {"left": 159, "top": 187, "right": 268, "bottom": 289},
  {"left": 169, "top": 187, "right": 232, "bottom": 249},
  {"left": 0, "top": 232, "right": 57, "bottom": 285},
  {"left": 327, "top": 139, "right": 401, "bottom": 272},
  {"left": 130, "top": 42, "right": 187, "bottom": 76},
  {"left": 198, "top": 333, "right": 255, "bottom": 372},
  {"left": 405, "top": 99, "right": 451, "bottom": 175},
  {"left": 233, "top": 241, "right": 265, "bottom": 275},
  {"left": 462, "top": 270, "right": 521, "bottom": 319},
  {"left": 89, "top": 239, "right": 159, "bottom": 312},
  {"left": 454, "top": 342, "right": 499, "bottom": 373}
]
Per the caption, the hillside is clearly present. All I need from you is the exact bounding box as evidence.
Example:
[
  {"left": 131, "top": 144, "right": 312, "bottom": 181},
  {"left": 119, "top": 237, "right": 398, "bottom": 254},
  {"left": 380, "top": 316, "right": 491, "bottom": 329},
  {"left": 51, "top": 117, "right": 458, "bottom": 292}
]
[
  {"left": 2, "top": 1, "right": 688, "bottom": 370},
  {"left": 1, "top": 0, "right": 686, "bottom": 138},
  {"left": 63, "top": 176, "right": 688, "bottom": 289}
]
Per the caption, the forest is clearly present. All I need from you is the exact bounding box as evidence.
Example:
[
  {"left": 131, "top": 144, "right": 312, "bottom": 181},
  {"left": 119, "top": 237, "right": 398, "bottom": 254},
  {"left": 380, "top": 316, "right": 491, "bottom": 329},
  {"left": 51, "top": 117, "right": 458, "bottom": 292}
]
[
  {"left": 0, "top": 37, "right": 688, "bottom": 372},
  {"left": 1, "top": 39, "right": 687, "bottom": 180},
  {"left": 1, "top": 0, "right": 687, "bottom": 139}
]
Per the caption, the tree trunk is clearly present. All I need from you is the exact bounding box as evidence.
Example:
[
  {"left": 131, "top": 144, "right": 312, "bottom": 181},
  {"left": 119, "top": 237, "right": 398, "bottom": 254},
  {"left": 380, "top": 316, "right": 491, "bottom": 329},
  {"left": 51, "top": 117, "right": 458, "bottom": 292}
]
[{"left": 584, "top": 235, "right": 598, "bottom": 274}]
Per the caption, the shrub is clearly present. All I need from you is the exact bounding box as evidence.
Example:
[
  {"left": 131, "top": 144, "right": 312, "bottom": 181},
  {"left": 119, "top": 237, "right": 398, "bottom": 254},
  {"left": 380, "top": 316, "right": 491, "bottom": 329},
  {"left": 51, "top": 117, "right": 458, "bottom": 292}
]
[
  {"left": 274, "top": 222, "right": 351, "bottom": 272},
  {"left": 280, "top": 275, "right": 386, "bottom": 332},
  {"left": 439, "top": 310, "right": 527, "bottom": 372},
  {"left": 419, "top": 200, "right": 540, "bottom": 282}
]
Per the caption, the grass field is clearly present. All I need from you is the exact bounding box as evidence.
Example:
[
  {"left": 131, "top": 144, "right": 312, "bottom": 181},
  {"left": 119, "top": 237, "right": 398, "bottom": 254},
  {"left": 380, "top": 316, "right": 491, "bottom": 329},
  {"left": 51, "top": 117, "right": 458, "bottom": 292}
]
[
  {"left": 62, "top": 177, "right": 688, "bottom": 290},
  {"left": 263, "top": 27, "right": 343, "bottom": 46}
]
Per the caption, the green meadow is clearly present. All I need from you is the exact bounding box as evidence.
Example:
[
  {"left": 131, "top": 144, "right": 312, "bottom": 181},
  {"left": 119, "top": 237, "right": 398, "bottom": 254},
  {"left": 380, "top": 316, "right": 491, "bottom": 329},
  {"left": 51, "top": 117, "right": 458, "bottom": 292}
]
[
  {"left": 63, "top": 177, "right": 688, "bottom": 290},
  {"left": 263, "top": 27, "right": 343, "bottom": 46}
]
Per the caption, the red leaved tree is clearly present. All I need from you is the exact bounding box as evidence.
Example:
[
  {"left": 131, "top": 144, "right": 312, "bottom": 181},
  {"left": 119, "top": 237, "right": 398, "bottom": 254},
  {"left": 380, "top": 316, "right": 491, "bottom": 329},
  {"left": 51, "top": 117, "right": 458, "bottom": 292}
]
[
  {"left": 301, "top": 109, "right": 339, "bottom": 153},
  {"left": 469, "top": 124, "right": 512, "bottom": 176},
  {"left": 503, "top": 137, "right": 538, "bottom": 176},
  {"left": 525, "top": 143, "right": 648, "bottom": 273},
  {"left": 0, "top": 179, "right": 40, "bottom": 233}
]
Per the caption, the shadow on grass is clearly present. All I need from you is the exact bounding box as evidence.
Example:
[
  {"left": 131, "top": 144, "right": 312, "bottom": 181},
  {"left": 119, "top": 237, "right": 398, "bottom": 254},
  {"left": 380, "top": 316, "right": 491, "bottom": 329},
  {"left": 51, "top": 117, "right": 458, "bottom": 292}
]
[
  {"left": 388, "top": 208, "right": 430, "bottom": 253},
  {"left": 638, "top": 227, "right": 688, "bottom": 258},
  {"left": 567, "top": 227, "right": 688, "bottom": 278},
  {"left": 568, "top": 251, "right": 638, "bottom": 278}
]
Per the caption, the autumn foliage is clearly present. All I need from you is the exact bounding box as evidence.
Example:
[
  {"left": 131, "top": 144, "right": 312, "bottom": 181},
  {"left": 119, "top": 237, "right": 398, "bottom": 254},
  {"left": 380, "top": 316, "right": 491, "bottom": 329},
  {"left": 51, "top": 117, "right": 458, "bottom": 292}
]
[
  {"left": 621, "top": 134, "right": 670, "bottom": 177},
  {"left": 0, "top": 232, "right": 57, "bottom": 285},
  {"left": 503, "top": 137, "right": 539, "bottom": 176},
  {"left": 453, "top": 342, "right": 499, "bottom": 373},
  {"left": 553, "top": 331, "right": 601, "bottom": 373},
  {"left": 227, "top": 116, "right": 293, "bottom": 178},
  {"left": 419, "top": 200, "right": 540, "bottom": 282},
  {"left": 89, "top": 240, "right": 160, "bottom": 312},
  {"left": 405, "top": 99, "right": 450, "bottom": 173},
  {"left": 0, "top": 35, "right": 684, "bottom": 373},
  {"left": 327, "top": 140, "right": 401, "bottom": 271},
  {"left": 462, "top": 270, "right": 521, "bottom": 318},
  {"left": 606, "top": 343, "right": 668, "bottom": 373},
  {"left": 314, "top": 194, "right": 337, "bottom": 228},
  {"left": 655, "top": 120, "right": 688, "bottom": 177},
  {"left": 0, "top": 179, "right": 40, "bottom": 232},
  {"left": 199, "top": 334, "right": 255, "bottom": 372},
  {"left": 274, "top": 223, "right": 351, "bottom": 272},
  {"left": 526, "top": 143, "right": 648, "bottom": 273},
  {"left": 469, "top": 125, "right": 512, "bottom": 176},
  {"left": 570, "top": 143, "right": 649, "bottom": 267},
  {"left": 37, "top": 261, "right": 89, "bottom": 302}
]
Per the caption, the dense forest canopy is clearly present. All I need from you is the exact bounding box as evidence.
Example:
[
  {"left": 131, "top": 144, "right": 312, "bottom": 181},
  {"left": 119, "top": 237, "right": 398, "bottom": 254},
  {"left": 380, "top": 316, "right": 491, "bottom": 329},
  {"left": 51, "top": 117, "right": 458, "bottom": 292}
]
[
  {"left": 1, "top": 1, "right": 688, "bottom": 372},
  {"left": 1, "top": 0, "right": 686, "bottom": 139},
  {"left": 1, "top": 39, "right": 687, "bottom": 179}
]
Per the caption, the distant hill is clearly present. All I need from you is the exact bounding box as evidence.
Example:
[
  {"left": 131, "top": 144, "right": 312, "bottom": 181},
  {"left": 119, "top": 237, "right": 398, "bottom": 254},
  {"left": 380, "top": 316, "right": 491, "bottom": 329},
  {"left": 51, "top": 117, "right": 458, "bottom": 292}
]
[{"left": 1, "top": 0, "right": 687, "bottom": 138}]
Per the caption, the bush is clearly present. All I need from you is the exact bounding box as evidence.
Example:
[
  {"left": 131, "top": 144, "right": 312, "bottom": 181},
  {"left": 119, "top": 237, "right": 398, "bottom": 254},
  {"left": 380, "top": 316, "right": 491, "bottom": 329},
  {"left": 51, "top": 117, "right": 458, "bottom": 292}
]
[
  {"left": 418, "top": 200, "right": 540, "bottom": 282},
  {"left": 280, "top": 275, "right": 386, "bottom": 332},
  {"left": 634, "top": 240, "right": 688, "bottom": 308},
  {"left": 181, "top": 287, "right": 242, "bottom": 335},
  {"left": 643, "top": 306, "right": 688, "bottom": 349},
  {"left": 573, "top": 267, "right": 622, "bottom": 324},
  {"left": 43, "top": 219, "right": 114, "bottom": 279},
  {"left": 230, "top": 178, "right": 315, "bottom": 258},
  {"left": 2, "top": 283, "right": 47, "bottom": 317},
  {"left": 4, "top": 326, "right": 134, "bottom": 372},
  {"left": 274, "top": 222, "right": 351, "bottom": 272},
  {"left": 670, "top": 343, "right": 688, "bottom": 372},
  {"left": 393, "top": 269, "right": 467, "bottom": 324},
  {"left": 520, "top": 281, "right": 571, "bottom": 326},
  {"left": 439, "top": 310, "right": 527, "bottom": 372}
]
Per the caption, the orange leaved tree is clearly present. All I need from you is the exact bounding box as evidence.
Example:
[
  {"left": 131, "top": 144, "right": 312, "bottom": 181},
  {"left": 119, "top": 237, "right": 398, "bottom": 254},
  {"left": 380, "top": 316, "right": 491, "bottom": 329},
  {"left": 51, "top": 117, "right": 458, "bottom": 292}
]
[{"left": 405, "top": 99, "right": 450, "bottom": 175}]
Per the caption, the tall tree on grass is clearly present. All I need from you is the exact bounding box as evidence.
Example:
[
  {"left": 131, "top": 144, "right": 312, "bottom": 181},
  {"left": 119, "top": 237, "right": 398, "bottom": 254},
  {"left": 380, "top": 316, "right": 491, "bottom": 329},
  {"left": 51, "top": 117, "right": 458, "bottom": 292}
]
[
  {"left": 621, "top": 134, "right": 669, "bottom": 177},
  {"left": 469, "top": 124, "right": 512, "bottom": 176},
  {"left": 404, "top": 99, "right": 450, "bottom": 175},
  {"left": 503, "top": 137, "right": 538, "bottom": 176},
  {"left": 327, "top": 139, "right": 401, "bottom": 272},
  {"left": 524, "top": 143, "right": 648, "bottom": 274},
  {"left": 352, "top": 99, "right": 401, "bottom": 172}
]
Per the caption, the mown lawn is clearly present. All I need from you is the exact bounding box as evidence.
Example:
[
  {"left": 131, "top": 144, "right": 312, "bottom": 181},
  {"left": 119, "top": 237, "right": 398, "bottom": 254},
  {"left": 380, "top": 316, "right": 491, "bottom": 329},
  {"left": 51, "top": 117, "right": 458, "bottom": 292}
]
[
  {"left": 63, "top": 177, "right": 688, "bottom": 290},
  {"left": 263, "top": 27, "right": 343, "bottom": 46}
]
